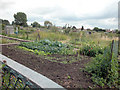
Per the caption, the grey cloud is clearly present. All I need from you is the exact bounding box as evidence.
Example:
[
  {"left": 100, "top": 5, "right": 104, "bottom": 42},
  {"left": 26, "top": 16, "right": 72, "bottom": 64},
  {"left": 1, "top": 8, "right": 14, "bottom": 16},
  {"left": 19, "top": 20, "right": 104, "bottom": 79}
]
[
  {"left": 31, "top": 7, "right": 60, "bottom": 15},
  {"left": 90, "top": 22, "right": 117, "bottom": 29},
  {"left": 57, "top": 2, "right": 118, "bottom": 22},
  {"left": 59, "top": 7, "right": 117, "bottom": 22},
  {"left": 28, "top": 16, "right": 45, "bottom": 22},
  {"left": 27, "top": 1, "right": 118, "bottom": 29},
  {"left": 0, "top": 0, "right": 15, "bottom": 10},
  {"left": 86, "top": 19, "right": 117, "bottom": 29}
]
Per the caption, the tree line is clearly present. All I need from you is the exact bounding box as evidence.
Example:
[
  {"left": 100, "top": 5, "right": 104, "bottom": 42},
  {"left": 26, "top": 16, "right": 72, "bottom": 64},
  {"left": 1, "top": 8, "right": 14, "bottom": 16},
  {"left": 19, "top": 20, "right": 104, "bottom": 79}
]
[
  {"left": 0, "top": 12, "right": 54, "bottom": 29},
  {"left": 1, "top": 12, "right": 117, "bottom": 33}
]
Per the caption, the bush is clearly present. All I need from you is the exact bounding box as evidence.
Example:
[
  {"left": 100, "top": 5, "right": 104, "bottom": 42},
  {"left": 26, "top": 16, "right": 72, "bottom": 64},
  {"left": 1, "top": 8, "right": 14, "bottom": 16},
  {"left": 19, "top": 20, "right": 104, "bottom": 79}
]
[{"left": 80, "top": 45, "right": 104, "bottom": 57}]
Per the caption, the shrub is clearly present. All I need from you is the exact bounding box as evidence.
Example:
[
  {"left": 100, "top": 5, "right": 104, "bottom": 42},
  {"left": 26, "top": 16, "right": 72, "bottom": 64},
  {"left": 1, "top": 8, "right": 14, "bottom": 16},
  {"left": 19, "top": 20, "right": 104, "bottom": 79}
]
[{"left": 80, "top": 45, "right": 104, "bottom": 57}]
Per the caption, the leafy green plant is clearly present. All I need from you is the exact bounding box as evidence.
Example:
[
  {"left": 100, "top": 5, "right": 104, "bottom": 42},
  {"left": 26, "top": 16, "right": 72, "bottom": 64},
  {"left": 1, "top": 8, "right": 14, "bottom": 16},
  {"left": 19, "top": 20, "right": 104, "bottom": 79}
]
[
  {"left": 18, "top": 46, "right": 34, "bottom": 52},
  {"left": 18, "top": 46, "right": 49, "bottom": 56},
  {"left": 67, "top": 75, "right": 71, "bottom": 79},
  {"left": 85, "top": 42, "right": 119, "bottom": 88},
  {"left": 80, "top": 44, "right": 104, "bottom": 57},
  {"left": 19, "top": 39, "right": 74, "bottom": 55}
]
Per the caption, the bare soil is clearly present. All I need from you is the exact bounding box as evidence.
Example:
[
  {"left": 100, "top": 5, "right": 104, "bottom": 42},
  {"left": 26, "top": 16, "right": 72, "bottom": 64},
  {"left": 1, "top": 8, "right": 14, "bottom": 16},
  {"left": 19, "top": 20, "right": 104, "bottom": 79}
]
[{"left": 1, "top": 45, "right": 99, "bottom": 89}]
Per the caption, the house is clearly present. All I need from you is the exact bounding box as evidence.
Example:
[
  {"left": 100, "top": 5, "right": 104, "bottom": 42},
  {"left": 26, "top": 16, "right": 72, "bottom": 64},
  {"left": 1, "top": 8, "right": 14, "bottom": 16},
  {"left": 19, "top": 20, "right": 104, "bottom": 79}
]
[{"left": 106, "top": 29, "right": 112, "bottom": 33}]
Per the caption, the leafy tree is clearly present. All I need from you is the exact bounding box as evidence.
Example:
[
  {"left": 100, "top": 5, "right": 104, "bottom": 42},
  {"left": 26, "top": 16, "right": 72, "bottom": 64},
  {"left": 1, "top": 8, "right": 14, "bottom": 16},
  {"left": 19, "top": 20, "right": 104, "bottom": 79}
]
[
  {"left": 93, "top": 27, "right": 105, "bottom": 32},
  {"left": 44, "top": 21, "right": 52, "bottom": 29},
  {"left": 93, "top": 27, "right": 99, "bottom": 31},
  {"left": 81, "top": 26, "right": 84, "bottom": 30},
  {"left": 0, "top": 19, "right": 10, "bottom": 30},
  {"left": 72, "top": 26, "right": 76, "bottom": 30},
  {"left": 64, "top": 28, "right": 71, "bottom": 34},
  {"left": 12, "top": 21, "right": 14, "bottom": 25},
  {"left": 62, "top": 24, "right": 67, "bottom": 29},
  {"left": 2, "top": 20, "right": 10, "bottom": 25},
  {"left": 31, "top": 21, "right": 40, "bottom": 28},
  {"left": 0, "top": 19, "right": 2, "bottom": 22},
  {"left": 14, "top": 12, "right": 27, "bottom": 27}
]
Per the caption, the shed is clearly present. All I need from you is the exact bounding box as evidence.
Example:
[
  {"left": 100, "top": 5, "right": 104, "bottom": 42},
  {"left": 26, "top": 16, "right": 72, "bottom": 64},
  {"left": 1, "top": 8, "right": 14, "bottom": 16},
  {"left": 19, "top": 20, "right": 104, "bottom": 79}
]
[{"left": 5, "top": 26, "right": 14, "bottom": 34}]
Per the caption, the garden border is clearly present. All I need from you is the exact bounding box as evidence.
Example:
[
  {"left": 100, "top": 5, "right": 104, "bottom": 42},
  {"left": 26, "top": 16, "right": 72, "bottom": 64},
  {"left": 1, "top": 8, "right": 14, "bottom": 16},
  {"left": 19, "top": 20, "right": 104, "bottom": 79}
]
[{"left": 0, "top": 35, "right": 33, "bottom": 42}]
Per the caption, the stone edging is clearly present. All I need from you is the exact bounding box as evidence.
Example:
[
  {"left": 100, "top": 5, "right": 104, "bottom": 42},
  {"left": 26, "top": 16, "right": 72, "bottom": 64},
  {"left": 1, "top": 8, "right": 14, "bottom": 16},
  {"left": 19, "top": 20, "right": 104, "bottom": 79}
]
[{"left": 0, "top": 54, "right": 66, "bottom": 89}]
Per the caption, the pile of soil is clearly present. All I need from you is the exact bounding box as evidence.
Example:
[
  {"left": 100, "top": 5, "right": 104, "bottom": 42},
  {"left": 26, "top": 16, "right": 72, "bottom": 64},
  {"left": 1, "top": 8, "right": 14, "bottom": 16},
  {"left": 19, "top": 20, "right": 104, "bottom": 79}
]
[{"left": 2, "top": 45, "right": 98, "bottom": 89}]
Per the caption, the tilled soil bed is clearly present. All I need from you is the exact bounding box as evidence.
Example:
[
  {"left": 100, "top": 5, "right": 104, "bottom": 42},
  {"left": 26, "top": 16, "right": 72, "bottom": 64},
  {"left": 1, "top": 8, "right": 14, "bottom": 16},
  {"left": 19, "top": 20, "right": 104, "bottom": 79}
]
[{"left": 2, "top": 45, "right": 98, "bottom": 89}]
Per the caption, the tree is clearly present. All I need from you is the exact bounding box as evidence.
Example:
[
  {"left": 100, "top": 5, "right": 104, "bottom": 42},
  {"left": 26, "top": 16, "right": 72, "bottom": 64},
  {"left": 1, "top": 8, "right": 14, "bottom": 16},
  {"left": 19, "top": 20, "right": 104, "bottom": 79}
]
[
  {"left": 93, "top": 27, "right": 99, "bottom": 31},
  {"left": 62, "top": 24, "right": 67, "bottom": 29},
  {"left": 2, "top": 20, "right": 10, "bottom": 25},
  {"left": 31, "top": 21, "right": 40, "bottom": 28},
  {"left": 12, "top": 21, "right": 14, "bottom": 25},
  {"left": 0, "top": 19, "right": 10, "bottom": 30},
  {"left": 64, "top": 28, "right": 71, "bottom": 34},
  {"left": 81, "top": 26, "right": 84, "bottom": 30},
  {"left": 14, "top": 12, "right": 27, "bottom": 27},
  {"left": 93, "top": 27, "right": 105, "bottom": 32},
  {"left": 44, "top": 21, "right": 52, "bottom": 29},
  {"left": 72, "top": 26, "right": 76, "bottom": 30}
]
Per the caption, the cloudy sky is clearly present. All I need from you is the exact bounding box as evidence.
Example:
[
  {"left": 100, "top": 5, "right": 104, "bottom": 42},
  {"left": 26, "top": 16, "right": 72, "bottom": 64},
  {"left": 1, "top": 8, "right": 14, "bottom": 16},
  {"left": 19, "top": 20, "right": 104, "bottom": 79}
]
[{"left": 0, "top": 0, "right": 119, "bottom": 29}]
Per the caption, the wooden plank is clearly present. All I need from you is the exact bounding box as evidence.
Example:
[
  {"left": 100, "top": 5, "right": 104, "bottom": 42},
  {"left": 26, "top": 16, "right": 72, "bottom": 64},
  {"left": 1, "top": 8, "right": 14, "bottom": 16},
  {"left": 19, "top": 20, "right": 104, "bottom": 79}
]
[{"left": 0, "top": 35, "right": 33, "bottom": 42}]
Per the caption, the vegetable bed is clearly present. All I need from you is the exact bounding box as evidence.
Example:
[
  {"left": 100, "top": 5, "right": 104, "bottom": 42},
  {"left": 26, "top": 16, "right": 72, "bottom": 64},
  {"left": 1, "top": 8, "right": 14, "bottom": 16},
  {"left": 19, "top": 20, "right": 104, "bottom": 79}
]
[{"left": 19, "top": 39, "right": 74, "bottom": 55}]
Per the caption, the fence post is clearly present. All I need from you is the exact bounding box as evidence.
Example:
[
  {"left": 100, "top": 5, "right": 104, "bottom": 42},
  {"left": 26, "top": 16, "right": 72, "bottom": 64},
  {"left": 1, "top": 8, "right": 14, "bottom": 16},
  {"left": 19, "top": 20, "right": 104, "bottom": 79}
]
[
  {"left": 110, "top": 40, "right": 114, "bottom": 61},
  {"left": 118, "top": 31, "right": 120, "bottom": 55}
]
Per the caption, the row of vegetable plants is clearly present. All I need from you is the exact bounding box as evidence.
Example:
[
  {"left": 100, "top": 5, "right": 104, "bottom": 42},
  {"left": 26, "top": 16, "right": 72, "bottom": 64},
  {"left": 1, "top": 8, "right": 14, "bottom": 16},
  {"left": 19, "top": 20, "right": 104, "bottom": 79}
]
[{"left": 19, "top": 39, "right": 75, "bottom": 55}]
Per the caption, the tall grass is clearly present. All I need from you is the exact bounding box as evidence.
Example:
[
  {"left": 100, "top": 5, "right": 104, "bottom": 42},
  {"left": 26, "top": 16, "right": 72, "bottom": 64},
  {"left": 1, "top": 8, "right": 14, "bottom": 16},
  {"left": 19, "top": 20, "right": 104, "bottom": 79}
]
[
  {"left": 1, "top": 28, "right": 118, "bottom": 49},
  {"left": 29, "top": 30, "right": 69, "bottom": 41},
  {"left": 69, "top": 31, "right": 118, "bottom": 48},
  {"left": 0, "top": 38, "right": 19, "bottom": 44}
]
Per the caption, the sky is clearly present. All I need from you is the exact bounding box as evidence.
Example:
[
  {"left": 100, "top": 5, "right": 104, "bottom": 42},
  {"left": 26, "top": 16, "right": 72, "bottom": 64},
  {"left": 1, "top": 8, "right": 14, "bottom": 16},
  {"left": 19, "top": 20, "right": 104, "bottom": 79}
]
[{"left": 0, "top": 0, "right": 119, "bottom": 29}]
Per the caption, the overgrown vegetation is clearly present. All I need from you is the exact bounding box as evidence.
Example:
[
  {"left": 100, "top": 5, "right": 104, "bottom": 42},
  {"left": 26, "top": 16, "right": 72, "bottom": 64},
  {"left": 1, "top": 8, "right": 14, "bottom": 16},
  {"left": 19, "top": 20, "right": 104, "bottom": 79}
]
[
  {"left": 0, "top": 38, "right": 19, "bottom": 44},
  {"left": 29, "top": 30, "right": 69, "bottom": 41},
  {"left": 85, "top": 41, "right": 119, "bottom": 88},
  {"left": 80, "top": 44, "right": 104, "bottom": 57}
]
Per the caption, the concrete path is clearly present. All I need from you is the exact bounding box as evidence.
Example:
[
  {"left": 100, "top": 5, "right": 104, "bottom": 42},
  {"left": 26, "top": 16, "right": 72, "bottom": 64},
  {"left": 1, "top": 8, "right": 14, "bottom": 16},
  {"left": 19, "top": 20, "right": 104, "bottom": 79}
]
[{"left": 0, "top": 54, "right": 65, "bottom": 90}]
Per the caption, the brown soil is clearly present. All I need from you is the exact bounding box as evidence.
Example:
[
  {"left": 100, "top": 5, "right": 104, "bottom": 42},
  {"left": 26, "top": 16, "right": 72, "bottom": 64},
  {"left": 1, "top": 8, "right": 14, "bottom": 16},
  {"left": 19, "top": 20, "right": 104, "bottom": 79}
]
[{"left": 1, "top": 45, "right": 98, "bottom": 89}]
